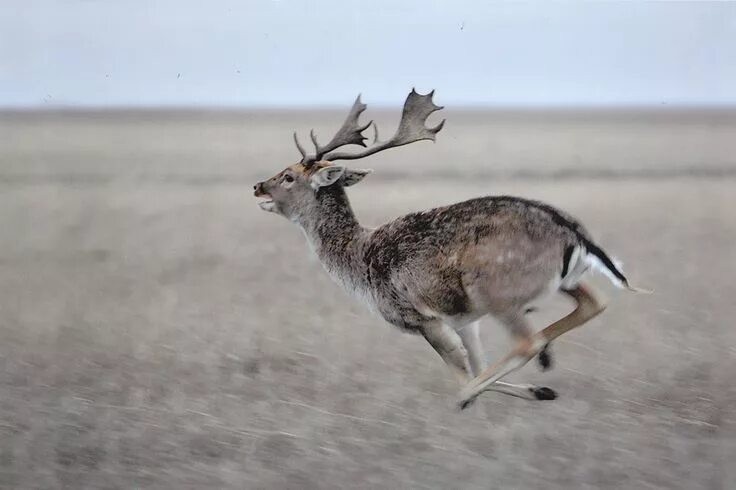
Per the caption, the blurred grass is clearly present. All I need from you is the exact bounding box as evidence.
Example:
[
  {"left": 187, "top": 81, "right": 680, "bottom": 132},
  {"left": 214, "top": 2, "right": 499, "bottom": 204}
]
[{"left": 0, "top": 110, "right": 735, "bottom": 488}]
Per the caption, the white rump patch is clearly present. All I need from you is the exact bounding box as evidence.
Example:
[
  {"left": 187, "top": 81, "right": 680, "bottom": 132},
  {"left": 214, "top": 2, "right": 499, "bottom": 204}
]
[
  {"left": 560, "top": 245, "right": 586, "bottom": 290},
  {"left": 561, "top": 245, "right": 626, "bottom": 290}
]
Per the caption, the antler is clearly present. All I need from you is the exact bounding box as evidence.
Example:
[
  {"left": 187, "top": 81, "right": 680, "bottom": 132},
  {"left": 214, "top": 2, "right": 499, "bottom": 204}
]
[
  {"left": 292, "top": 89, "right": 444, "bottom": 165},
  {"left": 293, "top": 95, "right": 373, "bottom": 165},
  {"left": 322, "top": 89, "right": 445, "bottom": 162}
]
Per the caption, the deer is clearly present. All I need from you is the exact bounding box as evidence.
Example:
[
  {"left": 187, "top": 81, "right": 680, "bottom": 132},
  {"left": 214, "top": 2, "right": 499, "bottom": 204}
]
[{"left": 253, "top": 89, "right": 649, "bottom": 409}]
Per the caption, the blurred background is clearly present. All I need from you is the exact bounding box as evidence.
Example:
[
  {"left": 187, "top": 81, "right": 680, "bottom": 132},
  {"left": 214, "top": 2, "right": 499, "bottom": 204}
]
[{"left": 1, "top": 1, "right": 735, "bottom": 488}]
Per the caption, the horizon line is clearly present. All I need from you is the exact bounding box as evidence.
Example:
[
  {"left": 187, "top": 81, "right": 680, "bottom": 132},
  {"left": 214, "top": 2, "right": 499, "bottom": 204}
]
[{"left": 3, "top": 102, "right": 736, "bottom": 113}]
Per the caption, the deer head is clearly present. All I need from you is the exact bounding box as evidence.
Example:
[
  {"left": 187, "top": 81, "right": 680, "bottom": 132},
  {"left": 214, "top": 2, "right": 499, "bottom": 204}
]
[{"left": 253, "top": 89, "right": 445, "bottom": 220}]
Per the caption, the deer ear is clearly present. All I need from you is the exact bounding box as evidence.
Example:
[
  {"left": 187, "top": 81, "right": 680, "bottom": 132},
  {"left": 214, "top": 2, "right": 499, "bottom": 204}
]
[
  {"left": 342, "top": 168, "right": 373, "bottom": 187},
  {"left": 310, "top": 165, "right": 345, "bottom": 190}
]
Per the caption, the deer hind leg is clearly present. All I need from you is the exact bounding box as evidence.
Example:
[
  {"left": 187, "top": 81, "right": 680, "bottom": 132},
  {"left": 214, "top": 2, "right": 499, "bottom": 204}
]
[
  {"left": 537, "top": 343, "right": 553, "bottom": 370},
  {"left": 526, "top": 307, "right": 554, "bottom": 370},
  {"left": 457, "top": 282, "right": 606, "bottom": 410},
  {"left": 423, "top": 320, "right": 559, "bottom": 400}
]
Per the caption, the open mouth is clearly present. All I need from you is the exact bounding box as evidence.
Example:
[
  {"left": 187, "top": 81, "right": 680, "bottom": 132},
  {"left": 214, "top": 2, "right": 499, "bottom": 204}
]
[
  {"left": 256, "top": 194, "right": 275, "bottom": 211},
  {"left": 253, "top": 186, "right": 272, "bottom": 202},
  {"left": 254, "top": 182, "right": 276, "bottom": 211}
]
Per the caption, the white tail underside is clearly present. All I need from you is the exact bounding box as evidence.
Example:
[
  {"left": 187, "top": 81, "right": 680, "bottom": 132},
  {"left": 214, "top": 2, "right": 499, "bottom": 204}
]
[{"left": 561, "top": 245, "right": 652, "bottom": 294}]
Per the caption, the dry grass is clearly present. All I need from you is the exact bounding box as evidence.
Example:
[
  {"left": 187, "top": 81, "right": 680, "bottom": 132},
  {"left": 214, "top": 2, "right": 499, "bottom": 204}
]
[{"left": 0, "top": 110, "right": 735, "bottom": 488}]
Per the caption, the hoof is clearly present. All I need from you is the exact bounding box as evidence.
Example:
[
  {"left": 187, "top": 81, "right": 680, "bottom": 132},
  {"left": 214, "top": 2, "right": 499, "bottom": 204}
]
[
  {"left": 537, "top": 344, "right": 552, "bottom": 371},
  {"left": 457, "top": 395, "right": 477, "bottom": 411},
  {"left": 530, "top": 386, "right": 557, "bottom": 400}
]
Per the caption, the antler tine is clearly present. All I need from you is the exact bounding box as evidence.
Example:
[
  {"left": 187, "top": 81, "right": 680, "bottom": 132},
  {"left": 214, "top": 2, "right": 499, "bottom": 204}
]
[
  {"left": 371, "top": 121, "right": 379, "bottom": 144},
  {"left": 308, "top": 95, "right": 372, "bottom": 163},
  {"left": 293, "top": 132, "right": 307, "bottom": 162},
  {"left": 323, "top": 89, "right": 445, "bottom": 162},
  {"left": 309, "top": 129, "right": 319, "bottom": 153}
]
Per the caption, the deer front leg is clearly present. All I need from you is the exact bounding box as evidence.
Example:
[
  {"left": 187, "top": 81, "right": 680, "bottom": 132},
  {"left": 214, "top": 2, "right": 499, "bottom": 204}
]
[
  {"left": 454, "top": 321, "right": 486, "bottom": 375},
  {"left": 457, "top": 283, "right": 606, "bottom": 410},
  {"left": 422, "top": 321, "right": 473, "bottom": 385}
]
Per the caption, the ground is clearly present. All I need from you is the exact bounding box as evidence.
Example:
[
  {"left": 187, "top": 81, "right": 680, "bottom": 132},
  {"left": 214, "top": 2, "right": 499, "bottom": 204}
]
[{"left": 0, "top": 110, "right": 735, "bottom": 489}]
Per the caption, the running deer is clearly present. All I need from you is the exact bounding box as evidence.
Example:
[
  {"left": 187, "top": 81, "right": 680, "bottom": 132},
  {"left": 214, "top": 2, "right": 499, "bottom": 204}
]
[{"left": 253, "top": 89, "right": 649, "bottom": 409}]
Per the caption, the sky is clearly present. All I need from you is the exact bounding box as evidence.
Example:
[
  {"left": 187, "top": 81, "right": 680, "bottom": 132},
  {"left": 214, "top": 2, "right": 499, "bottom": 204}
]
[{"left": 1, "top": 0, "right": 735, "bottom": 108}]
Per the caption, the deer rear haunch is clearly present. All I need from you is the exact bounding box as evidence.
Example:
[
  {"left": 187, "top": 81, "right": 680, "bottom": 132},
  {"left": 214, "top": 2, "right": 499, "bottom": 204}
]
[{"left": 253, "top": 89, "right": 649, "bottom": 409}]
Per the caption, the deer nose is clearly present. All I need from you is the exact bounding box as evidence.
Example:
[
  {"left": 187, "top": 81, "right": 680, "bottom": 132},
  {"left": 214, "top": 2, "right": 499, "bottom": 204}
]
[{"left": 253, "top": 182, "right": 265, "bottom": 196}]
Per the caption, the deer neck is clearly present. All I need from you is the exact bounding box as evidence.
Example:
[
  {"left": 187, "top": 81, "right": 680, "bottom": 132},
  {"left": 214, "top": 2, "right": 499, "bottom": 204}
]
[{"left": 297, "top": 185, "right": 364, "bottom": 266}]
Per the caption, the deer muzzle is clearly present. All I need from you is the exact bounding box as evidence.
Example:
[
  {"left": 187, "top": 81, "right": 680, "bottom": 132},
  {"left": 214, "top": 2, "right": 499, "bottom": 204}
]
[{"left": 253, "top": 182, "right": 268, "bottom": 198}]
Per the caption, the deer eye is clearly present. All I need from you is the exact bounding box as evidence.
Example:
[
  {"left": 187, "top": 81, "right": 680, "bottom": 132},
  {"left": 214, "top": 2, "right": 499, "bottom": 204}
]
[{"left": 283, "top": 174, "right": 294, "bottom": 183}]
